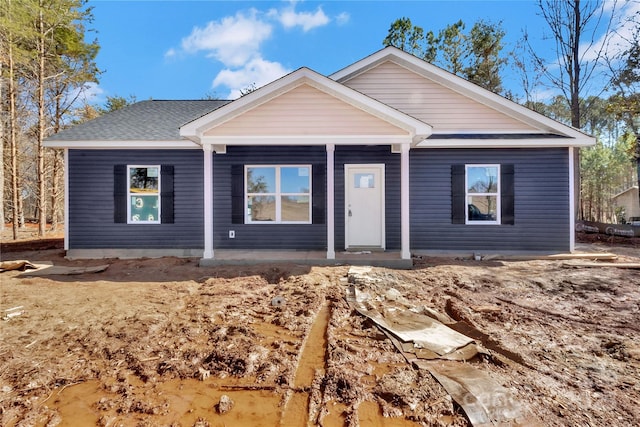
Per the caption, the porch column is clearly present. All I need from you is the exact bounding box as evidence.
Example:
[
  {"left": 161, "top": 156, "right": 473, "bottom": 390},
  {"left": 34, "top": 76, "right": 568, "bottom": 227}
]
[
  {"left": 64, "top": 148, "right": 69, "bottom": 251},
  {"left": 569, "top": 146, "right": 575, "bottom": 252},
  {"left": 326, "top": 143, "right": 335, "bottom": 259},
  {"left": 203, "top": 144, "right": 214, "bottom": 259},
  {"left": 400, "top": 144, "right": 411, "bottom": 260}
]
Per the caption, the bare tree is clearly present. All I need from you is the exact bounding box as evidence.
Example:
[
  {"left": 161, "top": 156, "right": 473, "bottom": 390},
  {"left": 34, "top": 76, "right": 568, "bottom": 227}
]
[{"left": 526, "top": 0, "right": 617, "bottom": 129}]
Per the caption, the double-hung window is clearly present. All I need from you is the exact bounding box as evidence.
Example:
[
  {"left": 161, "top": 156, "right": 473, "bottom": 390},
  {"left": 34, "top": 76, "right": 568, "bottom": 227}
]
[
  {"left": 128, "top": 165, "right": 160, "bottom": 223},
  {"left": 465, "top": 164, "right": 500, "bottom": 224},
  {"left": 245, "top": 165, "right": 311, "bottom": 224}
]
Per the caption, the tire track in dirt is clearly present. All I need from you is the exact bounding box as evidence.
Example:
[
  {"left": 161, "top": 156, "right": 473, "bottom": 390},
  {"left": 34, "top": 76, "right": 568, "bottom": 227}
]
[{"left": 281, "top": 301, "right": 330, "bottom": 426}]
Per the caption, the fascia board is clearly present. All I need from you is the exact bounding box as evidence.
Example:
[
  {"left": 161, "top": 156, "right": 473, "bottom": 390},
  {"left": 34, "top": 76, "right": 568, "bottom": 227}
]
[
  {"left": 43, "top": 140, "right": 201, "bottom": 149},
  {"left": 201, "top": 135, "right": 415, "bottom": 146},
  {"left": 415, "top": 138, "right": 595, "bottom": 148},
  {"left": 331, "top": 47, "right": 593, "bottom": 143},
  {"left": 180, "top": 67, "right": 432, "bottom": 140}
]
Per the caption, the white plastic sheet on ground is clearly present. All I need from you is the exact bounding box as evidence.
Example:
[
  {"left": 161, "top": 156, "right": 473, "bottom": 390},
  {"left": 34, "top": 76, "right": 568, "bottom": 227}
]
[{"left": 346, "top": 268, "right": 536, "bottom": 426}]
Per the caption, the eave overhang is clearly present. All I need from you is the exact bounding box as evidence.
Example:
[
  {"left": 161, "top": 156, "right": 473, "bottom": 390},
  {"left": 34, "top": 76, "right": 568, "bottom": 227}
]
[
  {"left": 43, "top": 140, "right": 201, "bottom": 149},
  {"left": 415, "top": 132, "right": 594, "bottom": 148}
]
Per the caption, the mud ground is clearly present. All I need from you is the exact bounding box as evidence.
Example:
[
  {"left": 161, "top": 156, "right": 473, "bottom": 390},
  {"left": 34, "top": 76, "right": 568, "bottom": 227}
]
[{"left": 1, "top": 228, "right": 639, "bottom": 426}]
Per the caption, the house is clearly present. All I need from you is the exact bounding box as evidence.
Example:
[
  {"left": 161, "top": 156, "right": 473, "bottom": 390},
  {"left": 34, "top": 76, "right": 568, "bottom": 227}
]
[
  {"left": 45, "top": 47, "right": 595, "bottom": 267},
  {"left": 612, "top": 185, "right": 640, "bottom": 223}
]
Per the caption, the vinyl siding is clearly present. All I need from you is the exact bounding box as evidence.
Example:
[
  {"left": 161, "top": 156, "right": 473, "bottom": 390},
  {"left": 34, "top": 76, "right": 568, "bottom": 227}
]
[
  {"left": 68, "top": 150, "right": 203, "bottom": 249},
  {"left": 334, "top": 145, "right": 401, "bottom": 251},
  {"left": 204, "top": 84, "right": 407, "bottom": 137},
  {"left": 343, "top": 61, "right": 539, "bottom": 133},
  {"left": 410, "top": 148, "right": 570, "bottom": 252},
  {"left": 212, "top": 146, "right": 327, "bottom": 250}
]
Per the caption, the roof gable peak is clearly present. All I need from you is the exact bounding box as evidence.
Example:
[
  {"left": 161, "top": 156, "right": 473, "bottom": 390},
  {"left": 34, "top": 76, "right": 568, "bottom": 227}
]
[{"left": 331, "top": 47, "right": 593, "bottom": 144}]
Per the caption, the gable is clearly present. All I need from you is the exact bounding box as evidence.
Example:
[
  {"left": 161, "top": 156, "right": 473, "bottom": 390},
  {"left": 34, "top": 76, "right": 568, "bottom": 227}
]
[
  {"left": 203, "top": 83, "right": 407, "bottom": 137},
  {"left": 342, "top": 61, "right": 538, "bottom": 133}
]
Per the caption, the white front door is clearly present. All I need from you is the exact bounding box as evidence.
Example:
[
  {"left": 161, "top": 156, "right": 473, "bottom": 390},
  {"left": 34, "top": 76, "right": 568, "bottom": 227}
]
[{"left": 345, "top": 164, "right": 385, "bottom": 250}]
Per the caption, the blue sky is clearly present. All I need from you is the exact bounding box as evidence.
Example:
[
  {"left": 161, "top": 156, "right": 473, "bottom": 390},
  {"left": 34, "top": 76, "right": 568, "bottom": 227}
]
[{"left": 84, "top": 0, "right": 637, "bottom": 104}]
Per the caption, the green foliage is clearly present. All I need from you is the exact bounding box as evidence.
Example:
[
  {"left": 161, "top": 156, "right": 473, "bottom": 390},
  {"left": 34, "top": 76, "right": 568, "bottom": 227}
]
[
  {"left": 382, "top": 17, "right": 426, "bottom": 58},
  {"left": 1, "top": 0, "right": 101, "bottom": 230},
  {"left": 101, "top": 95, "right": 137, "bottom": 113},
  {"left": 465, "top": 20, "right": 507, "bottom": 94},
  {"left": 383, "top": 17, "right": 507, "bottom": 93}
]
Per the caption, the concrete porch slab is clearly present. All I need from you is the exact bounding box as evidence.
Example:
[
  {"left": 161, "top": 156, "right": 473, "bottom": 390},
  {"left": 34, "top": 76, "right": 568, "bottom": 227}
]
[{"left": 199, "top": 250, "right": 413, "bottom": 269}]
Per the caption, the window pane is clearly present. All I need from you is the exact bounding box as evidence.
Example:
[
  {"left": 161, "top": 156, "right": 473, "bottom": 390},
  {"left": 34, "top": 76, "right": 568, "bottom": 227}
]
[
  {"left": 248, "top": 195, "right": 276, "bottom": 221},
  {"left": 130, "top": 195, "right": 159, "bottom": 222},
  {"left": 281, "top": 167, "right": 310, "bottom": 193},
  {"left": 281, "top": 196, "right": 310, "bottom": 222},
  {"left": 130, "top": 167, "right": 158, "bottom": 194},
  {"left": 355, "top": 173, "right": 375, "bottom": 188},
  {"left": 247, "top": 167, "right": 275, "bottom": 193},
  {"left": 467, "top": 196, "right": 497, "bottom": 221},
  {"left": 467, "top": 167, "right": 498, "bottom": 193}
]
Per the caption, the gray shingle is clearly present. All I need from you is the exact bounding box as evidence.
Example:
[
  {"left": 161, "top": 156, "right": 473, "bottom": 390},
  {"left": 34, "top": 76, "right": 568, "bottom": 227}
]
[{"left": 46, "top": 100, "right": 230, "bottom": 141}]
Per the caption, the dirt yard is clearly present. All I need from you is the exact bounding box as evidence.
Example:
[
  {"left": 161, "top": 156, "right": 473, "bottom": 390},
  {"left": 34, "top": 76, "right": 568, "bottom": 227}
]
[{"left": 1, "top": 228, "right": 639, "bottom": 426}]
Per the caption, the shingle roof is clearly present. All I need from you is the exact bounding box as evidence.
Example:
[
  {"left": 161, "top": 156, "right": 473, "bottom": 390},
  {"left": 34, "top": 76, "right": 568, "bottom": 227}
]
[{"left": 46, "top": 100, "right": 230, "bottom": 141}]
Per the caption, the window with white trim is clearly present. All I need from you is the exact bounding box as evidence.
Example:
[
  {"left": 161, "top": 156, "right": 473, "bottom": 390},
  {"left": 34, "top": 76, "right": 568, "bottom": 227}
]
[
  {"left": 128, "top": 165, "right": 160, "bottom": 223},
  {"left": 466, "top": 165, "right": 500, "bottom": 224},
  {"left": 245, "top": 165, "right": 311, "bottom": 223}
]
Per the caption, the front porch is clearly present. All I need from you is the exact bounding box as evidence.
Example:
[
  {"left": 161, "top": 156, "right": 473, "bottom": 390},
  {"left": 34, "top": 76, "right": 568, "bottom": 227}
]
[{"left": 198, "top": 250, "right": 413, "bottom": 269}]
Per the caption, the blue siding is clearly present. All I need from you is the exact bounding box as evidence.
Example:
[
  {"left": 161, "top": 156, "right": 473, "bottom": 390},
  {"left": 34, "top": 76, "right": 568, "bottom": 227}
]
[
  {"left": 68, "top": 150, "right": 203, "bottom": 249},
  {"left": 212, "top": 146, "right": 327, "bottom": 250},
  {"left": 68, "top": 146, "right": 570, "bottom": 253},
  {"left": 410, "top": 148, "right": 570, "bottom": 252},
  {"left": 334, "top": 146, "right": 401, "bottom": 250}
]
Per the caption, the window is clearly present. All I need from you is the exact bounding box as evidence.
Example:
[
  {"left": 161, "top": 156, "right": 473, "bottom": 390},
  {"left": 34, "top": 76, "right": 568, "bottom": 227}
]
[
  {"left": 128, "top": 165, "right": 160, "bottom": 223},
  {"left": 465, "top": 165, "right": 500, "bottom": 224},
  {"left": 245, "top": 165, "right": 311, "bottom": 223}
]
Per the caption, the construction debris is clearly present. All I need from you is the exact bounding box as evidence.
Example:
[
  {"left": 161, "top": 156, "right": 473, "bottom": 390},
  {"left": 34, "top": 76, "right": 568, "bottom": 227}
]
[
  {"left": 2, "top": 306, "right": 25, "bottom": 321},
  {"left": 563, "top": 262, "right": 640, "bottom": 269},
  {"left": 19, "top": 264, "right": 109, "bottom": 276},
  {"left": 1, "top": 260, "right": 109, "bottom": 276},
  {"left": 216, "top": 395, "right": 234, "bottom": 414},
  {"left": 0, "top": 260, "right": 42, "bottom": 272},
  {"left": 346, "top": 266, "right": 533, "bottom": 426}
]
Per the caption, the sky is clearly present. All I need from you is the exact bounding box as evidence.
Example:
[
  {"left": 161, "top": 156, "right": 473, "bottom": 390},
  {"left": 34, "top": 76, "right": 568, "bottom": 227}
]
[{"left": 83, "top": 0, "right": 638, "bottom": 104}]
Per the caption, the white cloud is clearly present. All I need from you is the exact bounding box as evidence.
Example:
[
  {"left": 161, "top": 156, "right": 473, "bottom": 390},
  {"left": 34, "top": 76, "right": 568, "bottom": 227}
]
[
  {"left": 276, "top": 5, "right": 330, "bottom": 32},
  {"left": 581, "top": 0, "right": 640, "bottom": 62},
  {"left": 181, "top": 9, "right": 272, "bottom": 67},
  {"left": 336, "top": 12, "right": 350, "bottom": 26},
  {"left": 173, "top": 3, "right": 347, "bottom": 97},
  {"left": 164, "top": 48, "right": 177, "bottom": 60},
  {"left": 74, "top": 82, "right": 105, "bottom": 104},
  {"left": 213, "top": 57, "right": 291, "bottom": 99}
]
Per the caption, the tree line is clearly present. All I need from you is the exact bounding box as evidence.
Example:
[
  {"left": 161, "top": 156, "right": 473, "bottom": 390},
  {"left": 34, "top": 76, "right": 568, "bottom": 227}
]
[
  {"left": 1, "top": 0, "right": 99, "bottom": 239},
  {"left": 1, "top": 1, "right": 639, "bottom": 240}
]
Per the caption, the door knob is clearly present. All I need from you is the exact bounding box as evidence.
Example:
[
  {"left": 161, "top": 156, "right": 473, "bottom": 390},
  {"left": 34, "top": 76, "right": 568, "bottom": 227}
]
[{"left": 348, "top": 209, "right": 352, "bottom": 217}]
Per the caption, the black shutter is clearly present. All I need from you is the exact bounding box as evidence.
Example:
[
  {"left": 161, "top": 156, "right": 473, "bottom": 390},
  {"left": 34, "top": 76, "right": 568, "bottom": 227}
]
[
  {"left": 451, "top": 164, "right": 465, "bottom": 224},
  {"left": 501, "top": 164, "right": 515, "bottom": 225},
  {"left": 231, "top": 165, "right": 244, "bottom": 224},
  {"left": 114, "top": 164, "right": 127, "bottom": 223},
  {"left": 161, "top": 165, "right": 174, "bottom": 224},
  {"left": 312, "top": 164, "right": 326, "bottom": 224}
]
